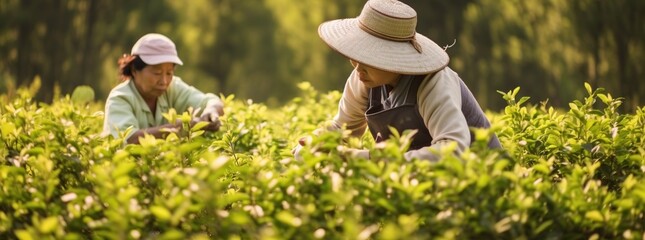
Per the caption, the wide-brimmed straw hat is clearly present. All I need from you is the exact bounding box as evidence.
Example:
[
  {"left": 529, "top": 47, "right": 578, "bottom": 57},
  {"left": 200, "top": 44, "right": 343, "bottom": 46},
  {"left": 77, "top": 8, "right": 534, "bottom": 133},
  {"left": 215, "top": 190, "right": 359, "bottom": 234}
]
[
  {"left": 131, "top": 33, "right": 183, "bottom": 65},
  {"left": 318, "top": 0, "right": 449, "bottom": 75}
]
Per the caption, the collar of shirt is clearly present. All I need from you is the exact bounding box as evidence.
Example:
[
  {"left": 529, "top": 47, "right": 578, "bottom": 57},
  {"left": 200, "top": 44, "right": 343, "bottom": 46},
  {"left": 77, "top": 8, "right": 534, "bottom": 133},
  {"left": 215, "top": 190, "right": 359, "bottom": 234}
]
[
  {"left": 127, "top": 80, "right": 170, "bottom": 126},
  {"left": 381, "top": 75, "right": 414, "bottom": 109}
]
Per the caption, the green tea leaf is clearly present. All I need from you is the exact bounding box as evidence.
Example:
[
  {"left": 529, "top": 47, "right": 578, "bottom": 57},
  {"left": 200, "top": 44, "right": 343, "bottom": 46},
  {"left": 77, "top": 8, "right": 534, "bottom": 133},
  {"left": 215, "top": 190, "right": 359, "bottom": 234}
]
[
  {"left": 151, "top": 206, "right": 172, "bottom": 221},
  {"left": 14, "top": 230, "right": 34, "bottom": 240},
  {"left": 276, "top": 211, "right": 302, "bottom": 227},
  {"left": 38, "top": 216, "right": 58, "bottom": 234},
  {"left": 585, "top": 211, "right": 604, "bottom": 222}
]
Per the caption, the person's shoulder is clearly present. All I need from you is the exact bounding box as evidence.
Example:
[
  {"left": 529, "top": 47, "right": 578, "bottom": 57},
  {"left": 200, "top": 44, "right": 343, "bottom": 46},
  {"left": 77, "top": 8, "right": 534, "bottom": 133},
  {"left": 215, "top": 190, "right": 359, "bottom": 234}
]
[
  {"left": 167, "top": 76, "right": 193, "bottom": 92},
  {"left": 418, "top": 67, "right": 461, "bottom": 92},
  {"left": 442, "top": 66, "right": 459, "bottom": 76},
  {"left": 170, "top": 76, "right": 187, "bottom": 86},
  {"left": 425, "top": 67, "right": 460, "bottom": 82},
  {"left": 107, "top": 80, "right": 136, "bottom": 100},
  {"left": 166, "top": 76, "right": 193, "bottom": 95}
]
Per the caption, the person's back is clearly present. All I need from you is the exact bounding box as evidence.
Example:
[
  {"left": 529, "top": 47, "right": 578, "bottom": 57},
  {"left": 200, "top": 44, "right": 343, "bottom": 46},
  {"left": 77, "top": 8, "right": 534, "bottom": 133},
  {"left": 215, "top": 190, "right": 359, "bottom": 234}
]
[{"left": 293, "top": 0, "right": 500, "bottom": 161}]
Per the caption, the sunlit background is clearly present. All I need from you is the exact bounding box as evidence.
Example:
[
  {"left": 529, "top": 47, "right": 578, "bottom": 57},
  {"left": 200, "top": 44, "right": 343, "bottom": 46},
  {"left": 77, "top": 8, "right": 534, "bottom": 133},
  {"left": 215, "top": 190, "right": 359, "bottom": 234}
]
[{"left": 0, "top": 0, "right": 643, "bottom": 111}]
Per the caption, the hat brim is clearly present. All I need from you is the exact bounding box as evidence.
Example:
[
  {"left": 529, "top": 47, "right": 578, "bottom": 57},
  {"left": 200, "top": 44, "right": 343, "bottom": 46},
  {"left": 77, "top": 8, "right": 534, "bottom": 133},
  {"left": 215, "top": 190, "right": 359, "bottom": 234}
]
[
  {"left": 319, "top": 18, "right": 449, "bottom": 75},
  {"left": 139, "top": 55, "right": 184, "bottom": 66}
]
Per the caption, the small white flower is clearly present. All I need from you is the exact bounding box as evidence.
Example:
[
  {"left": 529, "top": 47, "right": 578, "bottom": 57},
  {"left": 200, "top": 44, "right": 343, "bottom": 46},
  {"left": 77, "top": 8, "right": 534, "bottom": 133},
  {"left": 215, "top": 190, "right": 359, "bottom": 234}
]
[
  {"left": 217, "top": 210, "right": 230, "bottom": 218},
  {"left": 182, "top": 189, "right": 191, "bottom": 197},
  {"left": 61, "top": 193, "right": 78, "bottom": 202},
  {"left": 314, "top": 228, "right": 326, "bottom": 239},
  {"left": 436, "top": 209, "right": 453, "bottom": 220},
  {"left": 84, "top": 196, "right": 94, "bottom": 206},
  {"left": 130, "top": 230, "right": 141, "bottom": 239},
  {"left": 282, "top": 201, "right": 291, "bottom": 209},
  {"left": 287, "top": 185, "right": 295, "bottom": 195},
  {"left": 129, "top": 199, "right": 141, "bottom": 212},
  {"left": 389, "top": 172, "right": 399, "bottom": 181},
  {"left": 183, "top": 168, "right": 198, "bottom": 176},
  {"left": 292, "top": 217, "right": 303, "bottom": 227},
  {"left": 358, "top": 225, "right": 379, "bottom": 240},
  {"left": 61, "top": 118, "right": 74, "bottom": 127},
  {"left": 243, "top": 205, "right": 264, "bottom": 217},
  {"left": 331, "top": 172, "right": 342, "bottom": 192},
  {"left": 411, "top": 178, "right": 419, "bottom": 186},
  {"left": 210, "top": 156, "right": 229, "bottom": 170}
]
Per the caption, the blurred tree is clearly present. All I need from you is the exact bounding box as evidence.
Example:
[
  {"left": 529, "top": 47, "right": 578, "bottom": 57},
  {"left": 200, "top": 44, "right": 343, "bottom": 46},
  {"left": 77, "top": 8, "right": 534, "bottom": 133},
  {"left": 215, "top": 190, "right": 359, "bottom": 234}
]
[
  {"left": 0, "top": 0, "right": 177, "bottom": 102},
  {"left": 0, "top": 0, "right": 643, "bottom": 111},
  {"left": 205, "top": 0, "right": 286, "bottom": 104},
  {"left": 163, "top": 0, "right": 221, "bottom": 97},
  {"left": 569, "top": 0, "right": 645, "bottom": 111},
  {"left": 457, "top": 0, "right": 586, "bottom": 110},
  {"left": 264, "top": 0, "right": 363, "bottom": 102},
  {"left": 407, "top": 0, "right": 474, "bottom": 51},
  {"left": 88, "top": 0, "right": 178, "bottom": 97}
]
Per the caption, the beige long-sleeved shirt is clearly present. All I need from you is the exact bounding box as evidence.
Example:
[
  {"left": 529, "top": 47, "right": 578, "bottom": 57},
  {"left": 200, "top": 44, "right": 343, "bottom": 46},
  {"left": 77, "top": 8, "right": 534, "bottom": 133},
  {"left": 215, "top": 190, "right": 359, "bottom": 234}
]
[{"left": 330, "top": 67, "right": 470, "bottom": 161}]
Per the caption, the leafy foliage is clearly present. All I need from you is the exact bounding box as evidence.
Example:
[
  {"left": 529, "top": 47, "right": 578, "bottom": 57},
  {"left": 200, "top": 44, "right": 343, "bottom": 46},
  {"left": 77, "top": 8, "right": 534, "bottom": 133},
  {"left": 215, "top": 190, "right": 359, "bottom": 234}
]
[{"left": 1, "top": 82, "right": 644, "bottom": 239}]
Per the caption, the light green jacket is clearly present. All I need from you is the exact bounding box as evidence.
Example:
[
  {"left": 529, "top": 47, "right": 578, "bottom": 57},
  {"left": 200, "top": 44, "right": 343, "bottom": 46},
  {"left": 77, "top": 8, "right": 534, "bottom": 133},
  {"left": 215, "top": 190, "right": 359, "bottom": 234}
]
[{"left": 102, "top": 77, "right": 219, "bottom": 140}]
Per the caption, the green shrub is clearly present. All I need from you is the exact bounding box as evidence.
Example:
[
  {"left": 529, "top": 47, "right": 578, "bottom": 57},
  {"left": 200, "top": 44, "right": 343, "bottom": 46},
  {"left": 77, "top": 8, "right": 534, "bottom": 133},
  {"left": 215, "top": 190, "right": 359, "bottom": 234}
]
[{"left": 1, "top": 82, "right": 643, "bottom": 239}]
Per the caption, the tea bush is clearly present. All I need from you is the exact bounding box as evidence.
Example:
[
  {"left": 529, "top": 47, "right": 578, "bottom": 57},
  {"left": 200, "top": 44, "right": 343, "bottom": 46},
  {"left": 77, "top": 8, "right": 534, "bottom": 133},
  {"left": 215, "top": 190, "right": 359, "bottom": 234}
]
[{"left": 1, "top": 81, "right": 644, "bottom": 239}]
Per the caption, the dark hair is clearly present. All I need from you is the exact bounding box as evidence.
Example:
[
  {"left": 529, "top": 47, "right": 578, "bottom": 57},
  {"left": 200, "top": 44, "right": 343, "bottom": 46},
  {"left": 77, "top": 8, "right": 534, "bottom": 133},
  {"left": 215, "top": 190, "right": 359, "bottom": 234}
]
[{"left": 118, "top": 55, "right": 148, "bottom": 82}]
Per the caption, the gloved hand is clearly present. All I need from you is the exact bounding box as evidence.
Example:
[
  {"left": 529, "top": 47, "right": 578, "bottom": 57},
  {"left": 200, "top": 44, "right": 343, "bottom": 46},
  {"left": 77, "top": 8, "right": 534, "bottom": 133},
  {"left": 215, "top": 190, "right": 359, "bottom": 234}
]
[
  {"left": 292, "top": 136, "right": 311, "bottom": 161},
  {"left": 337, "top": 146, "right": 370, "bottom": 159},
  {"left": 176, "top": 117, "right": 220, "bottom": 132},
  {"left": 199, "top": 99, "right": 225, "bottom": 122},
  {"left": 292, "top": 136, "right": 370, "bottom": 161}
]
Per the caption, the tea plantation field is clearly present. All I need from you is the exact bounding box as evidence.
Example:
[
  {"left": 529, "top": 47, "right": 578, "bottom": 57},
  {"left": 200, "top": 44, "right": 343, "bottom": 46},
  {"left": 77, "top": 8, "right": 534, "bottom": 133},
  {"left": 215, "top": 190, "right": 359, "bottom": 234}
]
[{"left": 1, "top": 82, "right": 644, "bottom": 239}]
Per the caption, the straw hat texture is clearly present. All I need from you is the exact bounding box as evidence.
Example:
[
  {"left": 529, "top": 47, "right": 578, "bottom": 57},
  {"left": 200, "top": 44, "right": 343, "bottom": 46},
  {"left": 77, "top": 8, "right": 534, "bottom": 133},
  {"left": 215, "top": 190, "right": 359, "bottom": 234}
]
[{"left": 318, "top": 0, "right": 449, "bottom": 75}]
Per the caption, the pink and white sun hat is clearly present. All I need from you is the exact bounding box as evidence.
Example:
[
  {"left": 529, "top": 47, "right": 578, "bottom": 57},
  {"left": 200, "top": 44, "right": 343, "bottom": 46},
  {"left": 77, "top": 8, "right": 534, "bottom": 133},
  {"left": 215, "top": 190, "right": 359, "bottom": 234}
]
[{"left": 131, "top": 33, "right": 184, "bottom": 65}]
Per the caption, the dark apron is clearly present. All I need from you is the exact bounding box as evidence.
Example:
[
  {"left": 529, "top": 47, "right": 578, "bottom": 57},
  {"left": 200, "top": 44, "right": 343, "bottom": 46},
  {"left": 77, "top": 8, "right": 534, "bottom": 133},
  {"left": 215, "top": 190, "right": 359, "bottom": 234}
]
[{"left": 365, "top": 74, "right": 502, "bottom": 150}]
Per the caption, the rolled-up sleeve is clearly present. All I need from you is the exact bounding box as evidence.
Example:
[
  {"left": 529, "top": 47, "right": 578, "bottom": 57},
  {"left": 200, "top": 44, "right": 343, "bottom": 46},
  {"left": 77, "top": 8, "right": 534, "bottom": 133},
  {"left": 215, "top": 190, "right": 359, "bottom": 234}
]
[
  {"left": 330, "top": 70, "right": 370, "bottom": 138},
  {"left": 404, "top": 68, "right": 470, "bottom": 161}
]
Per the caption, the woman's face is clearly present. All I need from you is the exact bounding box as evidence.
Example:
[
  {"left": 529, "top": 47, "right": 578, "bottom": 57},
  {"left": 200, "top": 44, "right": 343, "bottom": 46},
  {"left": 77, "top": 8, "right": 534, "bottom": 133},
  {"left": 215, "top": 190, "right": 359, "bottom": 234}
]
[
  {"left": 350, "top": 59, "right": 400, "bottom": 88},
  {"left": 132, "top": 63, "right": 175, "bottom": 100}
]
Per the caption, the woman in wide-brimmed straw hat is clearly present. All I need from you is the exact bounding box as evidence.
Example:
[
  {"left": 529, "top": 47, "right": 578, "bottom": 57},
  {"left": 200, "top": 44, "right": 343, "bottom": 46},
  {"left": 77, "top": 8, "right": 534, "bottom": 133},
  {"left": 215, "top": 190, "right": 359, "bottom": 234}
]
[
  {"left": 103, "top": 33, "right": 225, "bottom": 144},
  {"left": 294, "top": 0, "right": 501, "bottom": 161}
]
